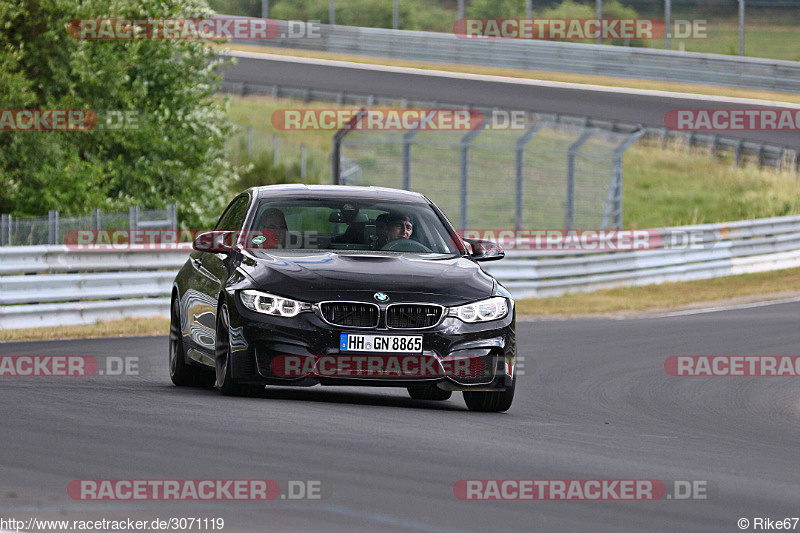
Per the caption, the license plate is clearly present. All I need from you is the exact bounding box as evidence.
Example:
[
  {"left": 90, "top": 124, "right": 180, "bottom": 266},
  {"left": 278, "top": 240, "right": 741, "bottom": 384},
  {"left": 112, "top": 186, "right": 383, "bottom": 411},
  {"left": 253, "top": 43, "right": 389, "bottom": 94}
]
[{"left": 339, "top": 334, "right": 422, "bottom": 353}]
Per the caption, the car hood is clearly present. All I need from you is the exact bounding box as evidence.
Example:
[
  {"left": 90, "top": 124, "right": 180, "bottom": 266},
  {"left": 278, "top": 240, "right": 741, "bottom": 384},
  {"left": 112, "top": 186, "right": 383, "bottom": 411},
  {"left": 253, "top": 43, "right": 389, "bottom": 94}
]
[{"left": 239, "top": 251, "right": 495, "bottom": 305}]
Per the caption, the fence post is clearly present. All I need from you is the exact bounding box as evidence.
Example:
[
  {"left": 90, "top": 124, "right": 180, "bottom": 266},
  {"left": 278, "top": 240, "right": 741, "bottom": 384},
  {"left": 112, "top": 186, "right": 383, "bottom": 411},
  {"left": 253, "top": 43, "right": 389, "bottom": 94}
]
[
  {"left": 331, "top": 108, "right": 366, "bottom": 184},
  {"left": 402, "top": 128, "right": 421, "bottom": 190},
  {"left": 94, "top": 208, "right": 101, "bottom": 231},
  {"left": 273, "top": 135, "right": 280, "bottom": 167},
  {"left": 129, "top": 206, "right": 139, "bottom": 230},
  {"left": 515, "top": 123, "right": 546, "bottom": 231},
  {"left": 459, "top": 124, "right": 485, "bottom": 230},
  {"left": 300, "top": 144, "right": 307, "bottom": 180},
  {"left": 48, "top": 210, "right": 59, "bottom": 244},
  {"left": 0, "top": 214, "right": 8, "bottom": 246},
  {"left": 604, "top": 128, "right": 645, "bottom": 230},
  {"left": 565, "top": 129, "right": 596, "bottom": 230},
  {"left": 735, "top": 139, "right": 744, "bottom": 166},
  {"left": 168, "top": 203, "right": 178, "bottom": 229}
]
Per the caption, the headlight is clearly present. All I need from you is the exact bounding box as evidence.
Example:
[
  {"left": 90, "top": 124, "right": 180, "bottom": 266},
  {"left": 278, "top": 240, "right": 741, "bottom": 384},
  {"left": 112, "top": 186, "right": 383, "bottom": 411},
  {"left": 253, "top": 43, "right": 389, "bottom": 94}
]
[
  {"left": 239, "top": 289, "right": 312, "bottom": 318},
  {"left": 448, "top": 296, "right": 510, "bottom": 323}
]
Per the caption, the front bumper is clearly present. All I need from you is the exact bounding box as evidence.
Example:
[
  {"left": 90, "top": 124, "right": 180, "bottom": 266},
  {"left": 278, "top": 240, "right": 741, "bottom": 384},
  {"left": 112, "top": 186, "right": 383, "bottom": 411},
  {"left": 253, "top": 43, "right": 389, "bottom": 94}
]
[{"left": 226, "top": 296, "right": 517, "bottom": 391}]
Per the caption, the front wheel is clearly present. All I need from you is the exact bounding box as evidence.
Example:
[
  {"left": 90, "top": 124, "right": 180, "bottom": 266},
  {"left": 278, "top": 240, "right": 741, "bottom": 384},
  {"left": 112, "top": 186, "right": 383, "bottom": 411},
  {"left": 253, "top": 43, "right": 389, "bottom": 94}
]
[
  {"left": 463, "top": 377, "right": 515, "bottom": 412},
  {"left": 170, "top": 297, "right": 210, "bottom": 387},
  {"left": 215, "top": 303, "right": 261, "bottom": 397}
]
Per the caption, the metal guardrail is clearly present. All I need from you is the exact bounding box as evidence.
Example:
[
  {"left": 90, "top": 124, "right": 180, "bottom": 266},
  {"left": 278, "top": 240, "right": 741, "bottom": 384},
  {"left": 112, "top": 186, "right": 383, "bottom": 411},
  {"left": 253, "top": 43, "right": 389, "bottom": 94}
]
[
  {"left": 482, "top": 214, "right": 800, "bottom": 298},
  {"left": 220, "top": 80, "right": 798, "bottom": 171},
  {"left": 2, "top": 215, "right": 800, "bottom": 329},
  {"left": 0, "top": 246, "right": 190, "bottom": 330},
  {"left": 245, "top": 22, "right": 800, "bottom": 93}
]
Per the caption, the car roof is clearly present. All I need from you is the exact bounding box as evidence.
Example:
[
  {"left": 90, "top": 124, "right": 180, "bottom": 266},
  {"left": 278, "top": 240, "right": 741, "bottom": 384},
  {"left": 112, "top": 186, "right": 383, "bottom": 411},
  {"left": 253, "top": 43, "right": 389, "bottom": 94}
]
[{"left": 253, "top": 184, "right": 429, "bottom": 204}]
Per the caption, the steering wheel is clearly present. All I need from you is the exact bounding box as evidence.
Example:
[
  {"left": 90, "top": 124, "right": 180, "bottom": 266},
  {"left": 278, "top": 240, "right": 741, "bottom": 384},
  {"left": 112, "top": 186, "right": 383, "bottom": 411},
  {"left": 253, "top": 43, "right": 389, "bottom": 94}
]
[{"left": 381, "top": 238, "right": 432, "bottom": 253}]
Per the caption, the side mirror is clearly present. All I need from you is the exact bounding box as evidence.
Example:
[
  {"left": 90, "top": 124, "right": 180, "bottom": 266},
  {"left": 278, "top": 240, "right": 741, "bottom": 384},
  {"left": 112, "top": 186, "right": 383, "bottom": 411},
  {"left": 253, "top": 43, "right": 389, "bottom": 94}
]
[
  {"left": 464, "top": 238, "right": 505, "bottom": 262},
  {"left": 193, "top": 230, "right": 238, "bottom": 253}
]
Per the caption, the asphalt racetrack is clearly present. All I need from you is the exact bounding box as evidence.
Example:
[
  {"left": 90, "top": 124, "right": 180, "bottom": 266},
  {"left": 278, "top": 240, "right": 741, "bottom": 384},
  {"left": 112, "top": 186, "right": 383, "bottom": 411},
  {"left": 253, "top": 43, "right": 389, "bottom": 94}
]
[
  {"left": 223, "top": 51, "right": 800, "bottom": 148},
  {"left": 1, "top": 302, "right": 799, "bottom": 532}
]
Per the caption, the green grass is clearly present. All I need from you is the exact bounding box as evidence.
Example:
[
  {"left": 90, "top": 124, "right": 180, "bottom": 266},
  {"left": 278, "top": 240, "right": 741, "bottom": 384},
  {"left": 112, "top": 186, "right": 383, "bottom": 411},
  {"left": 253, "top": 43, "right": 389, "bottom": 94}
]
[
  {"left": 516, "top": 267, "right": 800, "bottom": 316},
  {"left": 664, "top": 24, "right": 800, "bottom": 61}
]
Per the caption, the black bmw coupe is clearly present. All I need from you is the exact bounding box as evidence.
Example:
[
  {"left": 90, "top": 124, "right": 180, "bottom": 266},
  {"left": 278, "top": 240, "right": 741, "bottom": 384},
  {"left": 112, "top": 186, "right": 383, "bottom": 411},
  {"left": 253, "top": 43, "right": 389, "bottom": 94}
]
[{"left": 170, "top": 185, "right": 517, "bottom": 412}]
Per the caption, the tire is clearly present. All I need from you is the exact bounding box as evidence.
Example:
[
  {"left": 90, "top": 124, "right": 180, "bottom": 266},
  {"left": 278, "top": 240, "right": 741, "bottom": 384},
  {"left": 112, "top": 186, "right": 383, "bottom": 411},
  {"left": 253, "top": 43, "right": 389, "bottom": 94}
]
[
  {"left": 170, "top": 297, "right": 214, "bottom": 388},
  {"left": 463, "top": 377, "right": 515, "bottom": 412},
  {"left": 215, "top": 303, "right": 262, "bottom": 397},
  {"left": 407, "top": 385, "right": 452, "bottom": 401}
]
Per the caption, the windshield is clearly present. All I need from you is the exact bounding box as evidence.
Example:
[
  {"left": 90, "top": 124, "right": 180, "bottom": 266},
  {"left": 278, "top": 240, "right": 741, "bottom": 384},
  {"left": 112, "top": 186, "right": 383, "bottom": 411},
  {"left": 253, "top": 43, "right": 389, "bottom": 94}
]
[{"left": 247, "top": 197, "right": 462, "bottom": 256}]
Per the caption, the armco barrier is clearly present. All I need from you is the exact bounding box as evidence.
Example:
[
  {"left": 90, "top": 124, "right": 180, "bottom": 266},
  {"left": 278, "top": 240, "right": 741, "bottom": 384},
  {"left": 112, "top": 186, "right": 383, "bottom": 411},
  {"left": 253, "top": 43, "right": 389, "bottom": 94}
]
[
  {"left": 0, "top": 246, "right": 191, "bottom": 330},
  {"left": 482, "top": 215, "right": 800, "bottom": 298},
  {"left": 2, "top": 215, "right": 800, "bottom": 329},
  {"left": 244, "top": 21, "right": 800, "bottom": 93}
]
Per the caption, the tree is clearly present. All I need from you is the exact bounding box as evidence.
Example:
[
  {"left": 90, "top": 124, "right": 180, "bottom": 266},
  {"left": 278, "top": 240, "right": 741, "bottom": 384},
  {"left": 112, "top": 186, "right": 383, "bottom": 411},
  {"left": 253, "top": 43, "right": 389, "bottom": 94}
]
[{"left": 0, "top": 0, "right": 237, "bottom": 227}]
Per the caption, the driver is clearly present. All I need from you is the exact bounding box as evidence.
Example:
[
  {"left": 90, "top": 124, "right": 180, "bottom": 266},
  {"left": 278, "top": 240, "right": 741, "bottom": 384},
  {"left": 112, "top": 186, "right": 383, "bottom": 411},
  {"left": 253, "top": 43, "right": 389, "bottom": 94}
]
[
  {"left": 255, "top": 207, "right": 288, "bottom": 248},
  {"left": 379, "top": 213, "right": 413, "bottom": 249}
]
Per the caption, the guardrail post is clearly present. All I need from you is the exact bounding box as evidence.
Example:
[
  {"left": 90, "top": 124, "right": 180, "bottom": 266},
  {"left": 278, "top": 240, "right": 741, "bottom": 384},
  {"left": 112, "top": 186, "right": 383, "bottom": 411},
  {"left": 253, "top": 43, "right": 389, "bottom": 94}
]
[
  {"left": 515, "top": 123, "right": 546, "bottom": 231},
  {"left": 402, "top": 128, "right": 421, "bottom": 190},
  {"left": 459, "top": 124, "right": 485, "bottom": 229},
  {"left": 331, "top": 108, "right": 366, "bottom": 184},
  {"left": 566, "top": 129, "right": 596, "bottom": 230},
  {"left": 664, "top": 0, "right": 671, "bottom": 50}
]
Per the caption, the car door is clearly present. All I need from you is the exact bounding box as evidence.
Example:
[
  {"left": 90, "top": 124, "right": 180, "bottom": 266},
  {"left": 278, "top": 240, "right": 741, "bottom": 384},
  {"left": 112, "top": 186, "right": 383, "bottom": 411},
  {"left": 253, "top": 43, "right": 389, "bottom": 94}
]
[{"left": 187, "top": 194, "right": 251, "bottom": 357}]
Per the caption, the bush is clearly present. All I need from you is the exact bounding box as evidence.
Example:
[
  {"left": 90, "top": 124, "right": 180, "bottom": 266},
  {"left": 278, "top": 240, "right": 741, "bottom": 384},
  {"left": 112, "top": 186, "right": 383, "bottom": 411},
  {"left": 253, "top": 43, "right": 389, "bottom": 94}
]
[
  {"left": 537, "top": 0, "right": 646, "bottom": 47},
  {"left": 0, "top": 0, "right": 237, "bottom": 227},
  {"left": 269, "top": 0, "right": 454, "bottom": 32}
]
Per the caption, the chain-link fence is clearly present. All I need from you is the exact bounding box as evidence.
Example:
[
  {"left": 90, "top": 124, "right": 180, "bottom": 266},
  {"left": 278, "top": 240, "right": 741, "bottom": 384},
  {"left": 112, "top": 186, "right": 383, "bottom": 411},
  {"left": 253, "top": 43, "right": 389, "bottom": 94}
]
[
  {"left": 334, "top": 117, "right": 644, "bottom": 230},
  {"left": 0, "top": 205, "right": 177, "bottom": 247},
  {"left": 227, "top": 125, "right": 329, "bottom": 184}
]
